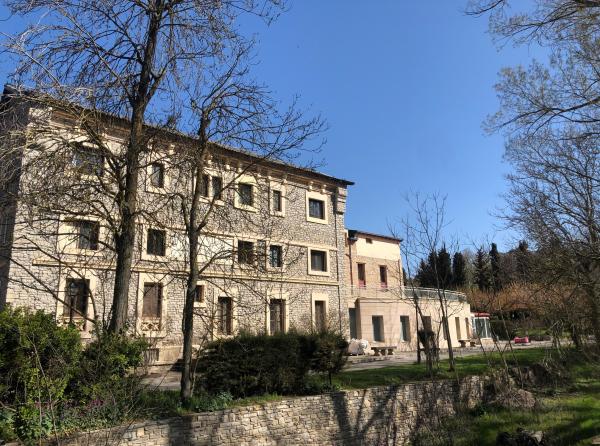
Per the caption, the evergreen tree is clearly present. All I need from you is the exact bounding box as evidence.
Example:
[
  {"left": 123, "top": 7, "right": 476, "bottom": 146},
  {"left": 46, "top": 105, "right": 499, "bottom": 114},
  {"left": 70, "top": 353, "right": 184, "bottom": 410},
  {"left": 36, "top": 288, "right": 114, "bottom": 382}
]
[
  {"left": 437, "top": 245, "right": 453, "bottom": 289},
  {"left": 515, "top": 240, "right": 531, "bottom": 282},
  {"left": 474, "top": 247, "right": 491, "bottom": 291},
  {"left": 415, "top": 258, "right": 434, "bottom": 288},
  {"left": 489, "top": 242, "right": 502, "bottom": 292},
  {"left": 451, "top": 252, "right": 467, "bottom": 289}
]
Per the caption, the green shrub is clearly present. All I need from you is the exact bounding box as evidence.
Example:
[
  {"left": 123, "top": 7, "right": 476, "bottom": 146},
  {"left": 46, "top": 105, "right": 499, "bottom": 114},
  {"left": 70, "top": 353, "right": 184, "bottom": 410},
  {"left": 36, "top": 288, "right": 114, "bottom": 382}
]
[{"left": 196, "top": 331, "right": 348, "bottom": 398}]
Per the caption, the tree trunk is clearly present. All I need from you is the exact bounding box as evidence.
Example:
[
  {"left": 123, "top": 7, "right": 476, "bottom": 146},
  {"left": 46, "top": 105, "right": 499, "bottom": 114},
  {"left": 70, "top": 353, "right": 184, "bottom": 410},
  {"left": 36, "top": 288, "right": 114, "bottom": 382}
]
[
  {"left": 108, "top": 1, "right": 164, "bottom": 332},
  {"left": 181, "top": 226, "right": 199, "bottom": 403},
  {"left": 439, "top": 298, "right": 455, "bottom": 371}
]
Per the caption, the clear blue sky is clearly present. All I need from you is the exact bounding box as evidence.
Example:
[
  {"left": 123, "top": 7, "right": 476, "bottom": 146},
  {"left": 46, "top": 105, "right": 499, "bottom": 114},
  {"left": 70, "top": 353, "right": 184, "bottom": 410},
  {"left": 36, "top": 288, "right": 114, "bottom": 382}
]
[{"left": 0, "top": 1, "right": 544, "bottom": 251}]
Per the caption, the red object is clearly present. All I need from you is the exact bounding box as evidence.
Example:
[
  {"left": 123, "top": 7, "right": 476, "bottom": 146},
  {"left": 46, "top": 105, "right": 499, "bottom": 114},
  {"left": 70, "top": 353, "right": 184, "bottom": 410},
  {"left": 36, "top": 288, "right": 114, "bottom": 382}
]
[{"left": 513, "top": 336, "right": 530, "bottom": 344}]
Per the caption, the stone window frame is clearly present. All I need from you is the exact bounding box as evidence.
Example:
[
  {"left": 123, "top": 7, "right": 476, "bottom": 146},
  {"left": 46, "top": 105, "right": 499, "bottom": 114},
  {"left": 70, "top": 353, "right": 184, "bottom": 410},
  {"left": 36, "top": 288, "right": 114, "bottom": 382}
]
[
  {"left": 56, "top": 214, "right": 107, "bottom": 256},
  {"left": 311, "top": 292, "right": 329, "bottom": 331},
  {"left": 141, "top": 225, "right": 172, "bottom": 261},
  {"left": 234, "top": 174, "right": 258, "bottom": 213},
  {"left": 307, "top": 247, "right": 331, "bottom": 277},
  {"left": 265, "top": 292, "right": 289, "bottom": 335},
  {"left": 136, "top": 272, "right": 169, "bottom": 338},
  {"left": 269, "top": 180, "right": 286, "bottom": 217},
  {"left": 305, "top": 190, "right": 329, "bottom": 225},
  {"left": 56, "top": 270, "right": 97, "bottom": 339}
]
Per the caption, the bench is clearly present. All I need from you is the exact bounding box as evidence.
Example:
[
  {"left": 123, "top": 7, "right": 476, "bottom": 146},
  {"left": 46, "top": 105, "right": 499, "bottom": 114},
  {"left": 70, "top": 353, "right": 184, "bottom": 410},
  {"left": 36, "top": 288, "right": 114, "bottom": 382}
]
[
  {"left": 458, "top": 339, "right": 468, "bottom": 348},
  {"left": 372, "top": 346, "right": 396, "bottom": 356}
]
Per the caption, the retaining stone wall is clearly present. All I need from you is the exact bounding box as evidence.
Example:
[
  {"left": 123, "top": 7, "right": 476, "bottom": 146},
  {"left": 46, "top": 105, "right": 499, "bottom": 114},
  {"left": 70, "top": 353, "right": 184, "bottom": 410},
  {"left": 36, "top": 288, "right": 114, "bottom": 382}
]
[{"left": 57, "top": 376, "right": 487, "bottom": 446}]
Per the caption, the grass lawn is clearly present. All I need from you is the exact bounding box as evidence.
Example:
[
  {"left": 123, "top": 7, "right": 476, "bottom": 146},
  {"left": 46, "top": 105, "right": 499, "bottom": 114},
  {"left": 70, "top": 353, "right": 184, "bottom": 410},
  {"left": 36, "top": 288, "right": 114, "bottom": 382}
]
[{"left": 335, "top": 347, "right": 549, "bottom": 389}]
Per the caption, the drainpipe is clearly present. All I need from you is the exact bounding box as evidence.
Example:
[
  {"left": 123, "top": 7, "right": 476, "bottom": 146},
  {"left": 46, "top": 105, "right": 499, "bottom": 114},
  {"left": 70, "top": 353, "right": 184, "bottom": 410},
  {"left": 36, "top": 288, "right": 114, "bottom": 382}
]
[{"left": 334, "top": 208, "right": 343, "bottom": 333}]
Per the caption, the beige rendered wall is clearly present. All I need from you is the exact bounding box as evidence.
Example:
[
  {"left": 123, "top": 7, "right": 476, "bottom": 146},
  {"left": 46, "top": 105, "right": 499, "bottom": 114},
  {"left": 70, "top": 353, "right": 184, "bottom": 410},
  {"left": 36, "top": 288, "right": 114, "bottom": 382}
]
[{"left": 354, "top": 297, "right": 472, "bottom": 352}]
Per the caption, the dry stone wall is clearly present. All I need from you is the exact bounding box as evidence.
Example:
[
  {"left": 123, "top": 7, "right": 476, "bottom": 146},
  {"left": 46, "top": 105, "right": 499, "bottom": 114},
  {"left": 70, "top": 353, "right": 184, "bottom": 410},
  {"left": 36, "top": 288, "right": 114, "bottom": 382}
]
[{"left": 57, "top": 377, "right": 487, "bottom": 446}]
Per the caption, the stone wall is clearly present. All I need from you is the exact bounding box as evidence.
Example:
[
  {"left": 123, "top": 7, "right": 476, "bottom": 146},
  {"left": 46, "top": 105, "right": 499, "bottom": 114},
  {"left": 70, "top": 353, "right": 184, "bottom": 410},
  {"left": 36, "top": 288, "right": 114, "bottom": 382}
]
[{"left": 57, "top": 377, "right": 487, "bottom": 446}]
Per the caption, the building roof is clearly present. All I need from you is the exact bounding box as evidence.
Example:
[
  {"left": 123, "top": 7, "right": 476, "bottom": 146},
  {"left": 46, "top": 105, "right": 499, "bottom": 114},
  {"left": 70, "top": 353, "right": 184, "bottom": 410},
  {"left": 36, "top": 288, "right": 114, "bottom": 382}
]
[
  {"left": 1, "top": 84, "right": 354, "bottom": 187},
  {"left": 347, "top": 228, "right": 402, "bottom": 243}
]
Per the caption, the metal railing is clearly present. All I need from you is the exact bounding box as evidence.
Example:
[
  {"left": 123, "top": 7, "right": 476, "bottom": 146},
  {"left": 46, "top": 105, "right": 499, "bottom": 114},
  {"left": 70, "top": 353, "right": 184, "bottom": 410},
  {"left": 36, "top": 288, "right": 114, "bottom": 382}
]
[{"left": 349, "top": 285, "right": 467, "bottom": 302}]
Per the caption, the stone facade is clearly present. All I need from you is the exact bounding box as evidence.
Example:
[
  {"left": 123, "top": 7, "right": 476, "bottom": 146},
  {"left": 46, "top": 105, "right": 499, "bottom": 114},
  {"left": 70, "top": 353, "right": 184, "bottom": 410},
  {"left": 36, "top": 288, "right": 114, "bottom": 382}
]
[
  {"left": 50, "top": 377, "right": 487, "bottom": 446},
  {"left": 0, "top": 91, "right": 352, "bottom": 362}
]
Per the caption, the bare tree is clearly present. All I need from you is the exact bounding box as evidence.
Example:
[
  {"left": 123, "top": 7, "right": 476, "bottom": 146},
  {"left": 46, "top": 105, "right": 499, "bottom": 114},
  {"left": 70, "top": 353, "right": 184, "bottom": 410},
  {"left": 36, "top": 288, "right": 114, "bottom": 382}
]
[{"left": 1, "top": 0, "right": 287, "bottom": 332}]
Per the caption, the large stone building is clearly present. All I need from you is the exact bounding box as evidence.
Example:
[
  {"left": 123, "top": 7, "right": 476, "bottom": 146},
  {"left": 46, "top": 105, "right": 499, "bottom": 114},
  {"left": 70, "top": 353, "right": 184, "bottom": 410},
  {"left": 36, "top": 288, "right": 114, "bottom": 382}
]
[
  {"left": 0, "top": 86, "right": 353, "bottom": 363},
  {"left": 0, "top": 86, "right": 475, "bottom": 361},
  {"left": 345, "top": 229, "right": 473, "bottom": 351}
]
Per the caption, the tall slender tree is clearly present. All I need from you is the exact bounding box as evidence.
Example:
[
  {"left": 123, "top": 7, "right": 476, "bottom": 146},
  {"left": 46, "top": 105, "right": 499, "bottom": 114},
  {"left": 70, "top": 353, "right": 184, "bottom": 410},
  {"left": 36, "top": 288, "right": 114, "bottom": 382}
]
[{"left": 452, "top": 252, "right": 467, "bottom": 289}]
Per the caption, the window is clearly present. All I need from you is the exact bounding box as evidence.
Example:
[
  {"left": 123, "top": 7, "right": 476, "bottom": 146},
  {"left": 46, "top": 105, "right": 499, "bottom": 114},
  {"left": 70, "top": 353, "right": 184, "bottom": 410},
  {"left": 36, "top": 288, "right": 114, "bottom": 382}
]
[
  {"left": 310, "top": 249, "right": 327, "bottom": 272},
  {"left": 237, "top": 240, "right": 254, "bottom": 265},
  {"left": 269, "top": 245, "right": 282, "bottom": 268},
  {"left": 147, "top": 229, "right": 166, "bottom": 256},
  {"left": 455, "top": 317, "right": 462, "bottom": 340},
  {"left": 421, "top": 315, "right": 432, "bottom": 332},
  {"left": 372, "top": 316, "right": 384, "bottom": 342},
  {"left": 465, "top": 317, "right": 471, "bottom": 338},
  {"left": 194, "top": 285, "right": 205, "bottom": 304},
  {"left": 64, "top": 278, "right": 89, "bottom": 321},
  {"left": 473, "top": 317, "right": 492, "bottom": 339},
  {"left": 75, "top": 220, "right": 99, "bottom": 250},
  {"left": 314, "top": 300, "right": 326, "bottom": 332},
  {"left": 200, "top": 174, "right": 210, "bottom": 197},
  {"left": 212, "top": 176, "right": 223, "bottom": 200},
  {"left": 269, "top": 299, "right": 285, "bottom": 334},
  {"left": 272, "top": 190, "right": 282, "bottom": 212},
  {"left": 308, "top": 198, "right": 325, "bottom": 220},
  {"left": 400, "top": 315, "right": 410, "bottom": 342},
  {"left": 357, "top": 263, "right": 366, "bottom": 287},
  {"left": 379, "top": 266, "right": 388, "bottom": 288},
  {"left": 73, "top": 145, "right": 104, "bottom": 176},
  {"left": 217, "top": 296, "right": 233, "bottom": 335},
  {"left": 150, "top": 162, "right": 164, "bottom": 188},
  {"left": 238, "top": 183, "right": 254, "bottom": 206},
  {"left": 441, "top": 317, "right": 447, "bottom": 340},
  {"left": 142, "top": 282, "right": 162, "bottom": 319},
  {"left": 349, "top": 308, "right": 357, "bottom": 339},
  {"left": 366, "top": 238, "right": 373, "bottom": 244}
]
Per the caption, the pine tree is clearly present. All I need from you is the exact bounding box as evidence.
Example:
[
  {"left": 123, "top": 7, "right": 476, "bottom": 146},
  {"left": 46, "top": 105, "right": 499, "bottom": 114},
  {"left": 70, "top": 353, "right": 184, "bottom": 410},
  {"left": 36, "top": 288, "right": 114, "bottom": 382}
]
[
  {"left": 489, "top": 242, "right": 502, "bottom": 292},
  {"left": 451, "top": 252, "right": 467, "bottom": 289},
  {"left": 437, "top": 245, "right": 453, "bottom": 289},
  {"left": 474, "top": 247, "right": 491, "bottom": 291}
]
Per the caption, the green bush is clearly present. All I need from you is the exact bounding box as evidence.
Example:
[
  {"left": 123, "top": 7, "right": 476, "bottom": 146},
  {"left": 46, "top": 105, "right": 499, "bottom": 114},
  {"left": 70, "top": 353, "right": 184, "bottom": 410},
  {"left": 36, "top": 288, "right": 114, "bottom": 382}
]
[
  {"left": 0, "top": 307, "right": 148, "bottom": 443},
  {"left": 196, "top": 331, "right": 348, "bottom": 398}
]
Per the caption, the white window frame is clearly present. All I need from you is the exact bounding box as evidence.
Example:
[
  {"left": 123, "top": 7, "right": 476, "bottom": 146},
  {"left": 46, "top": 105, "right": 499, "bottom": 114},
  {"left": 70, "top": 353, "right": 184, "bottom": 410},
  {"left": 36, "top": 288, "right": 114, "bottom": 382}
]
[
  {"left": 307, "top": 247, "right": 330, "bottom": 277},
  {"left": 137, "top": 272, "right": 168, "bottom": 337},
  {"left": 265, "top": 292, "right": 289, "bottom": 334},
  {"left": 234, "top": 174, "right": 258, "bottom": 213},
  {"left": 306, "top": 190, "right": 329, "bottom": 224}
]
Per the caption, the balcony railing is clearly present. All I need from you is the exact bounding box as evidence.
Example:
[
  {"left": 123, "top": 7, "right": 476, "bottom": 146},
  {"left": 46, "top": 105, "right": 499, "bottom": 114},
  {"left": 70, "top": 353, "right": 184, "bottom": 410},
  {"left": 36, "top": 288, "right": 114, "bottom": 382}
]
[{"left": 349, "top": 285, "right": 467, "bottom": 302}]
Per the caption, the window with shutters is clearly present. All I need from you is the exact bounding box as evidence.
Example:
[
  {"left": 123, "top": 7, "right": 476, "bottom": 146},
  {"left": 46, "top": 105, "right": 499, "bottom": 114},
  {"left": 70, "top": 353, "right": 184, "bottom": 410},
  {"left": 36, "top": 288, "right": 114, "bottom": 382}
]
[
  {"left": 314, "top": 300, "right": 326, "bottom": 332},
  {"left": 217, "top": 296, "right": 233, "bottom": 335},
  {"left": 269, "top": 299, "right": 285, "bottom": 334},
  {"left": 64, "top": 278, "right": 89, "bottom": 324}
]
